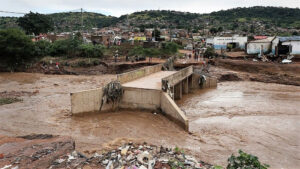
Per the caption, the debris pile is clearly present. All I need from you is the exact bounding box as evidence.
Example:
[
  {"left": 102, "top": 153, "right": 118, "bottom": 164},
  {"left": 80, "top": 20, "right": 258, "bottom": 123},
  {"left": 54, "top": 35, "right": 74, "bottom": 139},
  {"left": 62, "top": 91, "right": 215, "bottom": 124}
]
[
  {"left": 51, "top": 143, "right": 214, "bottom": 169},
  {"left": 1, "top": 136, "right": 215, "bottom": 168},
  {"left": 100, "top": 81, "right": 123, "bottom": 111}
]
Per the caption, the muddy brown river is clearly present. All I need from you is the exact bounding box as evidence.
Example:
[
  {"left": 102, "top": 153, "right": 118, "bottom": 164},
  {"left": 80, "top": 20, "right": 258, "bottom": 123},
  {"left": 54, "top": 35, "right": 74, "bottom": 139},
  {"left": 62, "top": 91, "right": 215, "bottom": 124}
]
[{"left": 0, "top": 73, "right": 299, "bottom": 168}]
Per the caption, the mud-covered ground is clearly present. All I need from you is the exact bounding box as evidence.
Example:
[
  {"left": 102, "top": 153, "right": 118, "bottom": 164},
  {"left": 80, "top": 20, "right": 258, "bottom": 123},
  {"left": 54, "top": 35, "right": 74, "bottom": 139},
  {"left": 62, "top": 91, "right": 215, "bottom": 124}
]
[{"left": 213, "top": 59, "right": 300, "bottom": 86}]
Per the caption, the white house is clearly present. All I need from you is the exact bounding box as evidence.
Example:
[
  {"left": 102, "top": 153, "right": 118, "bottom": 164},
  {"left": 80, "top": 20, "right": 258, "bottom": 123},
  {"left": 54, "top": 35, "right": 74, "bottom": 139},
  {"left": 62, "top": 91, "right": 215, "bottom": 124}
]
[
  {"left": 212, "top": 36, "right": 248, "bottom": 50},
  {"left": 246, "top": 37, "right": 275, "bottom": 55},
  {"left": 272, "top": 36, "right": 300, "bottom": 55}
]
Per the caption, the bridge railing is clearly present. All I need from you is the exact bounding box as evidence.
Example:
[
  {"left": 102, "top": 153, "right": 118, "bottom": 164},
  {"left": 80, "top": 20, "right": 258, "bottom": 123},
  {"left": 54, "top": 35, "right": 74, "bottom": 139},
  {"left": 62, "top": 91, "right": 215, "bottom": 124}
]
[
  {"left": 161, "top": 66, "right": 193, "bottom": 91},
  {"left": 117, "top": 64, "right": 163, "bottom": 84}
]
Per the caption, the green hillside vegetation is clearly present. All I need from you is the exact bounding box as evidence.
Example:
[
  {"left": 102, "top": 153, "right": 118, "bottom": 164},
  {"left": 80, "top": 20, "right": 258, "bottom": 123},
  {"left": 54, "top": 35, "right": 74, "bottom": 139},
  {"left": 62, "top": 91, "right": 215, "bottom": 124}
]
[
  {"left": 0, "top": 6, "right": 299, "bottom": 34},
  {"left": 49, "top": 12, "right": 118, "bottom": 32},
  {"left": 119, "top": 10, "right": 202, "bottom": 30}
]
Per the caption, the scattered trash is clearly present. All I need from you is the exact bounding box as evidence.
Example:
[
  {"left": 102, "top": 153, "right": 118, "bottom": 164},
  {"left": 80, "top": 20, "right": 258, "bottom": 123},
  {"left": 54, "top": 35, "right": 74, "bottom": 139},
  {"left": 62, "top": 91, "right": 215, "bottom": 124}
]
[
  {"left": 67, "top": 154, "right": 76, "bottom": 162},
  {"left": 282, "top": 59, "right": 292, "bottom": 64},
  {"left": 54, "top": 158, "right": 65, "bottom": 164},
  {"left": 287, "top": 55, "right": 294, "bottom": 60},
  {"left": 79, "top": 143, "right": 213, "bottom": 169},
  {"left": 0, "top": 165, "right": 12, "bottom": 169}
]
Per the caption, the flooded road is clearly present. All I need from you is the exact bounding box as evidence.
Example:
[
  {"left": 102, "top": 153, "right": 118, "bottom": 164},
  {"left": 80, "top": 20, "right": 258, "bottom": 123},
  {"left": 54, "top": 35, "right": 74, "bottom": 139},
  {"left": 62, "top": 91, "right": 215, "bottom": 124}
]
[
  {"left": 177, "top": 81, "right": 300, "bottom": 168},
  {"left": 0, "top": 73, "right": 299, "bottom": 168}
]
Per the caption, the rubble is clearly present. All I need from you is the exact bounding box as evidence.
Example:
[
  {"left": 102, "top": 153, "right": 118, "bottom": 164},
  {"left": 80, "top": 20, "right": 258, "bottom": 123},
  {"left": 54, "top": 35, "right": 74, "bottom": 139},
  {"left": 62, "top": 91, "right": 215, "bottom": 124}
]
[
  {"left": 0, "top": 134, "right": 214, "bottom": 169},
  {"left": 78, "top": 143, "right": 213, "bottom": 169}
]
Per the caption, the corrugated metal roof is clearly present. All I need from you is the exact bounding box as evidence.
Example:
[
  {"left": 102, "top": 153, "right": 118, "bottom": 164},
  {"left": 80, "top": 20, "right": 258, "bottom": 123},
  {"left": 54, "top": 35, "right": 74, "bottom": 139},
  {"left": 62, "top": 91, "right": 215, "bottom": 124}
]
[{"left": 278, "top": 36, "right": 300, "bottom": 42}]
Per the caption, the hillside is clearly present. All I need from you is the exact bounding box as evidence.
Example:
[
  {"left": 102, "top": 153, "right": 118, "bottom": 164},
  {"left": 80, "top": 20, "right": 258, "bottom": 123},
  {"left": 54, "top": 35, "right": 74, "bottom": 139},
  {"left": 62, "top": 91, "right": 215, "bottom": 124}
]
[
  {"left": 0, "top": 6, "right": 299, "bottom": 35},
  {"left": 49, "top": 12, "right": 118, "bottom": 32},
  {"left": 0, "top": 12, "right": 118, "bottom": 32},
  {"left": 120, "top": 6, "right": 300, "bottom": 35}
]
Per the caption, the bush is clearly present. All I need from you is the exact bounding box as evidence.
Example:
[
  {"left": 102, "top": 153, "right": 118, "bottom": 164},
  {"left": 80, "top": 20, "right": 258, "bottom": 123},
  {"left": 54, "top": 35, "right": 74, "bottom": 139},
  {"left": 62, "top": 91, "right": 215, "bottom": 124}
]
[
  {"left": 50, "top": 39, "right": 70, "bottom": 56},
  {"left": 162, "top": 42, "right": 179, "bottom": 55},
  {"left": 128, "top": 46, "right": 144, "bottom": 56},
  {"left": 78, "top": 44, "right": 104, "bottom": 58},
  {"left": 0, "top": 28, "right": 34, "bottom": 71},
  {"left": 128, "top": 42, "right": 179, "bottom": 58},
  {"left": 34, "top": 40, "right": 52, "bottom": 57},
  {"left": 50, "top": 36, "right": 83, "bottom": 57},
  {"left": 204, "top": 47, "right": 216, "bottom": 58},
  {"left": 227, "top": 150, "right": 269, "bottom": 169},
  {"left": 143, "top": 48, "right": 160, "bottom": 57}
]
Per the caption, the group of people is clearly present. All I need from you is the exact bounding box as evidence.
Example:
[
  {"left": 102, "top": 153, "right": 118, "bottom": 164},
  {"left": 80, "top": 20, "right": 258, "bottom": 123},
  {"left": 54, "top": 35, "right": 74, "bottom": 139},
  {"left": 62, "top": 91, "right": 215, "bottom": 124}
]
[{"left": 185, "top": 49, "right": 202, "bottom": 61}]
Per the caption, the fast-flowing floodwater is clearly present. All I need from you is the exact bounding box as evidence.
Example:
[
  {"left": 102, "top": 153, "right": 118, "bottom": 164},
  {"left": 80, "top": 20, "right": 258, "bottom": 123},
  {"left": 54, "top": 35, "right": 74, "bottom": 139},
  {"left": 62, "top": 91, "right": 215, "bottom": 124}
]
[
  {"left": 177, "top": 81, "right": 300, "bottom": 168},
  {"left": 0, "top": 73, "right": 299, "bottom": 168}
]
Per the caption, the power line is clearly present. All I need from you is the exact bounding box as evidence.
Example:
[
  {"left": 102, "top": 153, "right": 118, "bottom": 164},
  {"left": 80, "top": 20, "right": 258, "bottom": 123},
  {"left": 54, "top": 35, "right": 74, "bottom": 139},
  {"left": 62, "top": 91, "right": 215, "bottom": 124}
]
[
  {"left": 0, "top": 8, "right": 89, "bottom": 15},
  {"left": 0, "top": 10, "right": 26, "bottom": 15}
]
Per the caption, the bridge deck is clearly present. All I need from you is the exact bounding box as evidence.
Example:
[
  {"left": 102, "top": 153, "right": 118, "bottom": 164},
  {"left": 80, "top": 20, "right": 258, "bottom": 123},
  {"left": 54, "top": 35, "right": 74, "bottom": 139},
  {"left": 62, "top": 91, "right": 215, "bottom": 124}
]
[{"left": 122, "top": 71, "right": 177, "bottom": 90}]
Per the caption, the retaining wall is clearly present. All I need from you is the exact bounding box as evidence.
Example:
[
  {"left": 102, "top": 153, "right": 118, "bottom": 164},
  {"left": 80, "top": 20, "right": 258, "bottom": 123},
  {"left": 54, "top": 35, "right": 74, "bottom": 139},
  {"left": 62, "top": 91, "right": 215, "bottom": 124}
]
[
  {"left": 191, "top": 74, "right": 217, "bottom": 89},
  {"left": 117, "top": 64, "right": 163, "bottom": 84},
  {"left": 70, "top": 87, "right": 112, "bottom": 114},
  {"left": 161, "top": 92, "right": 189, "bottom": 131},
  {"left": 119, "top": 87, "right": 161, "bottom": 110}
]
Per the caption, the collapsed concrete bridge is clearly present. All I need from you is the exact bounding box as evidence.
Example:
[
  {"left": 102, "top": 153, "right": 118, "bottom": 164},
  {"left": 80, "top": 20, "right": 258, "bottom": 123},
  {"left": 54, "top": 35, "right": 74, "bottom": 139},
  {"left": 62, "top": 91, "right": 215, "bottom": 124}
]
[{"left": 70, "top": 64, "right": 217, "bottom": 131}]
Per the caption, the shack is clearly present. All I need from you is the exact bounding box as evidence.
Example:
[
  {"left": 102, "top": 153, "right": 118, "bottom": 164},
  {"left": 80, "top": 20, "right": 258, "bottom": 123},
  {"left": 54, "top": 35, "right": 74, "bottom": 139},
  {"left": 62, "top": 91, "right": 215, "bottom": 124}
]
[
  {"left": 246, "top": 37, "right": 275, "bottom": 55},
  {"left": 91, "top": 35, "right": 111, "bottom": 46},
  {"left": 272, "top": 36, "right": 300, "bottom": 56}
]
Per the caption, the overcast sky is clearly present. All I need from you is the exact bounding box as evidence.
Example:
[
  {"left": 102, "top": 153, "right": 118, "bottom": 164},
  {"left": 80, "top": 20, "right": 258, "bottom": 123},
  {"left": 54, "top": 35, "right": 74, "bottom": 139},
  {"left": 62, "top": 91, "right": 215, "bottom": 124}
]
[{"left": 1, "top": 0, "right": 300, "bottom": 17}]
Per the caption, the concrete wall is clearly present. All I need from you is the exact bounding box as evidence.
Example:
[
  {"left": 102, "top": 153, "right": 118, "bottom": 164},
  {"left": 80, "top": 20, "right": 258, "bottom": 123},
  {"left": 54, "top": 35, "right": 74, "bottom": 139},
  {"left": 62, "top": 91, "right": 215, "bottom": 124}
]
[
  {"left": 117, "top": 64, "right": 163, "bottom": 84},
  {"left": 213, "top": 36, "right": 248, "bottom": 49},
  {"left": 247, "top": 42, "right": 272, "bottom": 54},
  {"left": 282, "top": 41, "right": 300, "bottom": 55},
  {"left": 119, "top": 87, "right": 161, "bottom": 110},
  {"left": 161, "top": 92, "right": 189, "bottom": 131},
  {"left": 191, "top": 74, "right": 217, "bottom": 89},
  {"left": 70, "top": 87, "right": 112, "bottom": 114},
  {"left": 162, "top": 66, "right": 193, "bottom": 87}
]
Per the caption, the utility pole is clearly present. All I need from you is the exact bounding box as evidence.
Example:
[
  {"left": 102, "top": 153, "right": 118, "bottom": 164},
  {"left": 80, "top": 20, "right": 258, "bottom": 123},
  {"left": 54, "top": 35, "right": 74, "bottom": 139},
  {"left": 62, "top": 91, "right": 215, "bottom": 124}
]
[{"left": 81, "top": 8, "right": 83, "bottom": 33}]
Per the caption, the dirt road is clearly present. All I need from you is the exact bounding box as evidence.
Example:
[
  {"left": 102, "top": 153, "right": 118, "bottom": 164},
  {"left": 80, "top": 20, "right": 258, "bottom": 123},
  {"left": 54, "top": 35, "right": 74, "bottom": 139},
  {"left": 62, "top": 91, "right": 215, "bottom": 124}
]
[{"left": 0, "top": 73, "right": 299, "bottom": 168}]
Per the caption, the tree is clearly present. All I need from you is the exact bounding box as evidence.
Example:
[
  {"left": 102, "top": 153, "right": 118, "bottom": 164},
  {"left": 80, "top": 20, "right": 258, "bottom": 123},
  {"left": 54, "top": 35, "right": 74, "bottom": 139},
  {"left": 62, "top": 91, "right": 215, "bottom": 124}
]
[
  {"left": 250, "top": 24, "right": 255, "bottom": 33},
  {"left": 292, "top": 31, "right": 299, "bottom": 36},
  {"left": 139, "top": 25, "right": 145, "bottom": 32},
  {"left": 152, "top": 29, "right": 161, "bottom": 40},
  {"left": 218, "top": 26, "right": 223, "bottom": 32},
  {"left": 17, "top": 12, "right": 53, "bottom": 35},
  {"left": 0, "top": 29, "right": 34, "bottom": 71},
  {"left": 209, "top": 27, "right": 218, "bottom": 34}
]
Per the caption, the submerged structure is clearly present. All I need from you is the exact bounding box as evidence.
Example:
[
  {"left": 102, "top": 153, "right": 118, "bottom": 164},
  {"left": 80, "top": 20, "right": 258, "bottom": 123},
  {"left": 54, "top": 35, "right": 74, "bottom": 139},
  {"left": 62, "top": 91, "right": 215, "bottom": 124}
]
[{"left": 70, "top": 64, "right": 217, "bottom": 131}]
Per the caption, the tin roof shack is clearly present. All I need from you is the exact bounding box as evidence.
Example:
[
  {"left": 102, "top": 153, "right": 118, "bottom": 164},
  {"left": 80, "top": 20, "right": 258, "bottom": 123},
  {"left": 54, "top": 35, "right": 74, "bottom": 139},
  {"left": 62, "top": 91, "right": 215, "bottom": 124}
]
[
  {"left": 212, "top": 36, "right": 248, "bottom": 50},
  {"left": 247, "top": 37, "right": 275, "bottom": 55},
  {"left": 91, "top": 35, "right": 111, "bottom": 46},
  {"left": 272, "top": 36, "right": 300, "bottom": 56}
]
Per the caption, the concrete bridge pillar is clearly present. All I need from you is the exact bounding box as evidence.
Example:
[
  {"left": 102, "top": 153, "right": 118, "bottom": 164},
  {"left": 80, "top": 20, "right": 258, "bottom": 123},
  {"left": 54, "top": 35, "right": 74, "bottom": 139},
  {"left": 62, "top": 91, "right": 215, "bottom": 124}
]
[
  {"left": 182, "top": 78, "right": 189, "bottom": 94},
  {"left": 174, "top": 82, "right": 182, "bottom": 100},
  {"left": 188, "top": 75, "right": 193, "bottom": 90}
]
